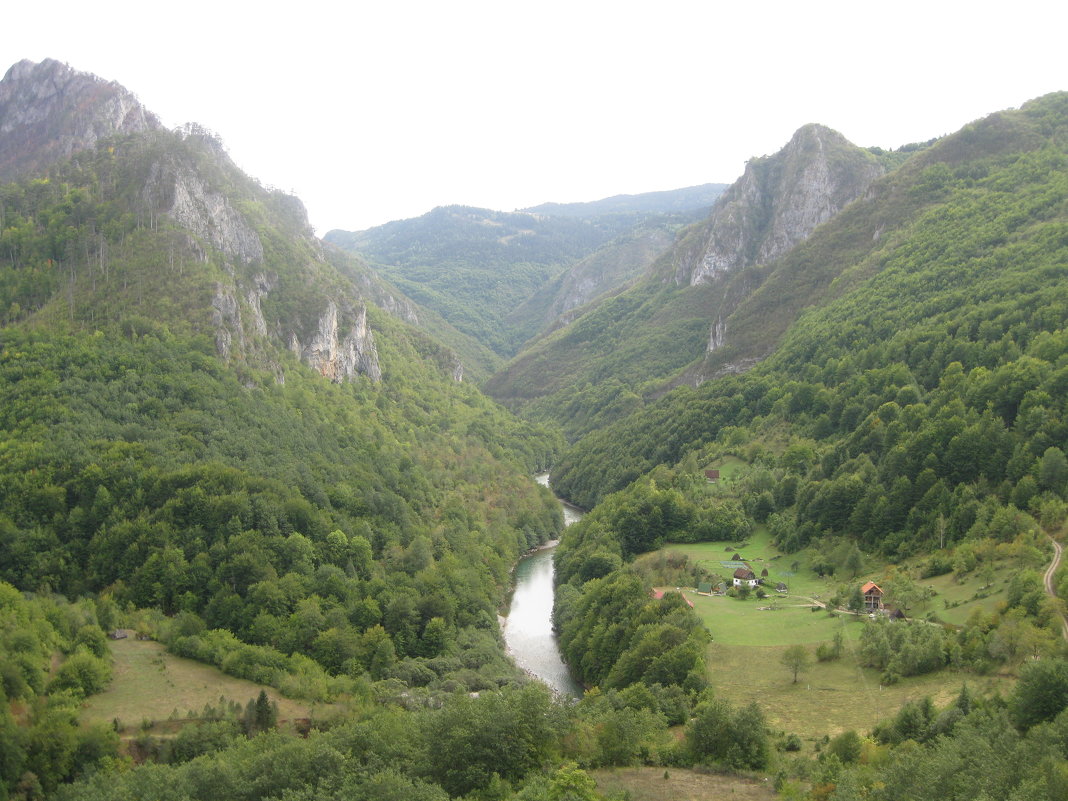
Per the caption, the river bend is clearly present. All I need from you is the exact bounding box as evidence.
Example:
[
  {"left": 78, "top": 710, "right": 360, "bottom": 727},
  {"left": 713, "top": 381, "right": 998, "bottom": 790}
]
[{"left": 502, "top": 474, "right": 584, "bottom": 697}]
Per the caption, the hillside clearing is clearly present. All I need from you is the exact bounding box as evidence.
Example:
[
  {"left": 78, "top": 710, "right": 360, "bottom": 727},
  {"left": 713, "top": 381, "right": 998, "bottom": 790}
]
[
  {"left": 707, "top": 640, "right": 1013, "bottom": 742},
  {"left": 81, "top": 637, "right": 317, "bottom": 732},
  {"left": 592, "top": 766, "right": 776, "bottom": 801}
]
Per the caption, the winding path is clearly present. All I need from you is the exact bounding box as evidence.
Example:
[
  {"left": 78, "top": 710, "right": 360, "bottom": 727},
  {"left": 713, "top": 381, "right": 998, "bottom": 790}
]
[{"left": 1044, "top": 534, "right": 1068, "bottom": 643}]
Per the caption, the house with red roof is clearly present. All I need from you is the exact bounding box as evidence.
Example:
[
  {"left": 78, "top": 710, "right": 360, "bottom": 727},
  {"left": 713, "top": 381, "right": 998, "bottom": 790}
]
[
  {"left": 861, "top": 581, "right": 883, "bottom": 612},
  {"left": 652, "top": 588, "right": 695, "bottom": 608}
]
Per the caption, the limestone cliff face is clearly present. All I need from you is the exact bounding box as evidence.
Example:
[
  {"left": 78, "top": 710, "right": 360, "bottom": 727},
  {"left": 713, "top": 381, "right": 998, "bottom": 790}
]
[
  {"left": 675, "top": 124, "right": 884, "bottom": 288},
  {"left": 143, "top": 155, "right": 265, "bottom": 265},
  {"left": 0, "top": 59, "right": 403, "bottom": 387},
  {"left": 665, "top": 124, "right": 885, "bottom": 365},
  {"left": 0, "top": 58, "right": 160, "bottom": 181},
  {"left": 289, "top": 302, "right": 381, "bottom": 383}
]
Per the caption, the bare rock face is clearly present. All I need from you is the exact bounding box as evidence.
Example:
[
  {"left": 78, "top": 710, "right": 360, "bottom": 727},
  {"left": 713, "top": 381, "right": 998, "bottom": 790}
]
[
  {"left": 246, "top": 273, "right": 274, "bottom": 337},
  {"left": 211, "top": 286, "right": 245, "bottom": 362},
  {"left": 290, "top": 302, "right": 381, "bottom": 383},
  {"left": 664, "top": 124, "right": 886, "bottom": 362},
  {"left": 0, "top": 58, "right": 160, "bottom": 181},
  {"left": 675, "top": 124, "right": 884, "bottom": 288},
  {"left": 143, "top": 157, "right": 265, "bottom": 265}
]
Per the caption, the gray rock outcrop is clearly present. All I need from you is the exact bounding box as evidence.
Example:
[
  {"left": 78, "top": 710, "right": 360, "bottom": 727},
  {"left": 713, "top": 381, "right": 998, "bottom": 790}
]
[
  {"left": 289, "top": 302, "right": 381, "bottom": 383},
  {"left": 142, "top": 157, "right": 265, "bottom": 265},
  {"left": 675, "top": 124, "right": 885, "bottom": 288},
  {"left": 0, "top": 58, "right": 160, "bottom": 181}
]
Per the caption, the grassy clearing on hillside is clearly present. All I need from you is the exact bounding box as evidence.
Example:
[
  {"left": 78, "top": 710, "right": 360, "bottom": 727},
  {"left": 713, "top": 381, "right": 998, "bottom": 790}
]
[
  {"left": 665, "top": 528, "right": 1025, "bottom": 634},
  {"left": 708, "top": 640, "right": 1012, "bottom": 743},
  {"left": 695, "top": 599, "right": 863, "bottom": 646},
  {"left": 921, "top": 568, "right": 1011, "bottom": 626},
  {"left": 81, "top": 637, "right": 315, "bottom": 733},
  {"left": 593, "top": 766, "right": 776, "bottom": 801},
  {"left": 664, "top": 527, "right": 842, "bottom": 601},
  {"left": 703, "top": 455, "right": 750, "bottom": 485},
  {"left": 655, "top": 528, "right": 1023, "bottom": 740}
]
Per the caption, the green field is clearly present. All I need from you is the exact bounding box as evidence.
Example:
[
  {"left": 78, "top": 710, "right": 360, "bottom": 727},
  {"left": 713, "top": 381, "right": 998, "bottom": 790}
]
[
  {"left": 692, "top": 598, "right": 862, "bottom": 646},
  {"left": 707, "top": 639, "right": 1010, "bottom": 742},
  {"left": 653, "top": 529, "right": 1024, "bottom": 740},
  {"left": 663, "top": 526, "right": 841, "bottom": 602},
  {"left": 81, "top": 636, "right": 317, "bottom": 733}
]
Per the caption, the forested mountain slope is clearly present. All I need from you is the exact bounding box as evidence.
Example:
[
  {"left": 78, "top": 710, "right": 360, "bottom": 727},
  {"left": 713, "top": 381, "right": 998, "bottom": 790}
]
[
  {"left": 502, "top": 220, "right": 682, "bottom": 346},
  {"left": 551, "top": 92, "right": 1068, "bottom": 537},
  {"left": 485, "top": 125, "right": 892, "bottom": 441},
  {"left": 0, "top": 60, "right": 564, "bottom": 700},
  {"left": 325, "top": 186, "right": 724, "bottom": 359}
]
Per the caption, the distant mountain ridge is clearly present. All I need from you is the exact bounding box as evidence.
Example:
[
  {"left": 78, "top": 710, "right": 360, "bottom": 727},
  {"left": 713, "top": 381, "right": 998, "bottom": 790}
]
[
  {"left": 484, "top": 123, "right": 890, "bottom": 438},
  {"left": 521, "top": 182, "right": 727, "bottom": 218},
  {"left": 326, "top": 185, "right": 724, "bottom": 359}
]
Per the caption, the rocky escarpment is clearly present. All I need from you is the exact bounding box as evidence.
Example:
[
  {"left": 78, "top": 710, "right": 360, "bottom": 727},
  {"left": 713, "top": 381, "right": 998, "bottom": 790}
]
[
  {"left": 665, "top": 124, "right": 885, "bottom": 366},
  {"left": 674, "top": 124, "right": 885, "bottom": 288},
  {"left": 289, "top": 302, "right": 381, "bottom": 383},
  {"left": 0, "top": 58, "right": 160, "bottom": 181},
  {"left": 142, "top": 148, "right": 265, "bottom": 266},
  {"left": 213, "top": 280, "right": 382, "bottom": 384}
]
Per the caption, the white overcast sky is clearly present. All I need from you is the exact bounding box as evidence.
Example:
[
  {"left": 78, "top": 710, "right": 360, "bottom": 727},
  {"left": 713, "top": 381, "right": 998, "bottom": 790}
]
[{"left": 5, "top": 1, "right": 1066, "bottom": 233}]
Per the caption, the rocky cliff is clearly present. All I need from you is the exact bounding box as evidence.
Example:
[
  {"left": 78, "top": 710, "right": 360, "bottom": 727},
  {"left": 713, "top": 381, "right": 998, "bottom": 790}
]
[
  {"left": 674, "top": 124, "right": 885, "bottom": 288},
  {"left": 0, "top": 59, "right": 394, "bottom": 384},
  {"left": 661, "top": 124, "right": 886, "bottom": 374},
  {"left": 144, "top": 154, "right": 265, "bottom": 266},
  {"left": 289, "top": 301, "right": 381, "bottom": 383},
  {"left": 0, "top": 58, "right": 160, "bottom": 181}
]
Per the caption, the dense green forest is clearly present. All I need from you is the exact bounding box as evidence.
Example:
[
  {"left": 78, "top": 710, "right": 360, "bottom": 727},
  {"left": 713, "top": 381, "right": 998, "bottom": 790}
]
[{"left": 551, "top": 92, "right": 1068, "bottom": 519}]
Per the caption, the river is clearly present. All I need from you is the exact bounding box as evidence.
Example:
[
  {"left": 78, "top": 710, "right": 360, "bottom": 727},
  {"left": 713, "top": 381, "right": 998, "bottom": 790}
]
[{"left": 501, "top": 473, "right": 584, "bottom": 698}]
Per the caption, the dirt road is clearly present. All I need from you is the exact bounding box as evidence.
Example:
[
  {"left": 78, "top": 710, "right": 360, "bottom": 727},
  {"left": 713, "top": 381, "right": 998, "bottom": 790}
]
[{"left": 1044, "top": 535, "right": 1068, "bottom": 643}]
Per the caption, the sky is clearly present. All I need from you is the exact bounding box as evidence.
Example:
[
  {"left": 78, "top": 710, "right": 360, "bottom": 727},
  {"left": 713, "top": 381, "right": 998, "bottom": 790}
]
[{"left": 4, "top": 1, "right": 1066, "bottom": 233}]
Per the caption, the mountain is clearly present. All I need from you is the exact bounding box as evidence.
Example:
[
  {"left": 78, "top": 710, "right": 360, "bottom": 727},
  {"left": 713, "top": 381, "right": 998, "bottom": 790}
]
[
  {"left": 324, "top": 185, "right": 725, "bottom": 359},
  {"left": 521, "top": 182, "right": 726, "bottom": 217},
  {"left": 0, "top": 60, "right": 564, "bottom": 710},
  {"left": 0, "top": 58, "right": 160, "bottom": 182},
  {"left": 549, "top": 91, "right": 1068, "bottom": 512},
  {"left": 671, "top": 125, "right": 887, "bottom": 287},
  {"left": 484, "top": 124, "right": 892, "bottom": 440},
  {"left": 503, "top": 220, "right": 682, "bottom": 343}
]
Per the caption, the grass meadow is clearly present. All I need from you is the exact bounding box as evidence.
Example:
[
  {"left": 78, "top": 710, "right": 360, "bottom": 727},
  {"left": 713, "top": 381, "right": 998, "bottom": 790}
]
[
  {"left": 651, "top": 525, "right": 1024, "bottom": 741},
  {"left": 706, "top": 639, "right": 1009, "bottom": 743},
  {"left": 81, "top": 636, "right": 316, "bottom": 734}
]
